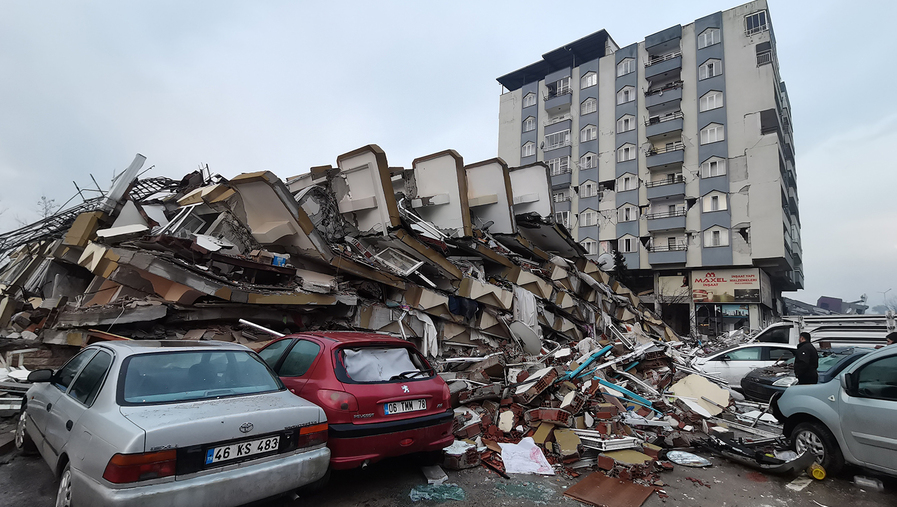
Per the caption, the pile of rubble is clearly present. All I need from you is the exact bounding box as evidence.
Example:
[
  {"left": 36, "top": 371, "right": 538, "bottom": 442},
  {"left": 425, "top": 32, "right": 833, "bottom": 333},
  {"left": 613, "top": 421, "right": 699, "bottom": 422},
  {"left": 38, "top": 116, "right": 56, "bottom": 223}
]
[{"left": 0, "top": 147, "right": 789, "bottom": 504}]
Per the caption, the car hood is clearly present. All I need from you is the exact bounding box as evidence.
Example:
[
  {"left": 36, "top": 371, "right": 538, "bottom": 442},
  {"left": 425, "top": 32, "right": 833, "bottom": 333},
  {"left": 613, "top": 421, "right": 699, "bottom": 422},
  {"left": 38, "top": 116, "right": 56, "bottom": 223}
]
[
  {"left": 745, "top": 363, "right": 793, "bottom": 379},
  {"left": 120, "top": 390, "right": 325, "bottom": 450}
]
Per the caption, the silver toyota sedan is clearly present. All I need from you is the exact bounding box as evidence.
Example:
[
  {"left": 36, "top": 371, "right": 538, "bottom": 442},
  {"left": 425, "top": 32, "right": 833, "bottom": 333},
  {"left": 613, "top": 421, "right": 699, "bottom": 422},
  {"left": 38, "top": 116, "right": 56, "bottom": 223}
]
[{"left": 15, "top": 340, "right": 331, "bottom": 507}]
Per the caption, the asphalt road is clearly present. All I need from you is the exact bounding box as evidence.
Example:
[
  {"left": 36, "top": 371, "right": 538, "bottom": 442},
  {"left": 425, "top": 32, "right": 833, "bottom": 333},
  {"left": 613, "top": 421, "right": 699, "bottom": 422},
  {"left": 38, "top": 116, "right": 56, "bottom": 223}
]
[{"left": 2, "top": 444, "right": 895, "bottom": 507}]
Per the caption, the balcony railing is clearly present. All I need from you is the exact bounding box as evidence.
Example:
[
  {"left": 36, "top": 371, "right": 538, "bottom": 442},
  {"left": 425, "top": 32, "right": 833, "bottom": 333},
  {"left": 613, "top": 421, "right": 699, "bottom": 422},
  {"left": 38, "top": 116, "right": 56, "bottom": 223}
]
[
  {"left": 545, "top": 88, "right": 572, "bottom": 100},
  {"left": 646, "top": 51, "right": 682, "bottom": 67},
  {"left": 645, "top": 111, "right": 684, "bottom": 126},
  {"left": 649, "top": 243, "right": 687, "bottom": 252},
  {"left": 645, "top": 80, "right": 683, "bottom": 97},
  {"left": 645, "top": 176, "right": 684, "bottom": 188},
  {"left": 646, "top": 142, "right": 685, "bottom": 156},
  {"left": 757, "top": 50, "right": 773, "bottom": 66},
  {"left": 645, "top": 209, "right": 686, "bottom": 220}
]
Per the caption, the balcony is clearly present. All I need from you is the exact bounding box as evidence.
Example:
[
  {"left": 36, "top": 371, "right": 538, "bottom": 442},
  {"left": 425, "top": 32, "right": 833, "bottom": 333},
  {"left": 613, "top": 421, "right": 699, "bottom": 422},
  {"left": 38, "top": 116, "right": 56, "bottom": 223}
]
[
  {"left": 646, "top": 142, "right": 685, "bottom": 169},
  {"left": 645, "top": 52, "right": 682, "bottom": 80},
  {"left": 645, "top": 111, "right": 683, "bottom": 140},
  {"left": 646, "top": 209, "right": 686, "bottom": 231},
  {"left": 788, "top": 187, "right": 798, "bottom": 210},
  {"left": 545, "top": 91, "right": 572, "bottom": 114},
  {"left": 645, "top": 82, "right": 682, "bottom": 110},
  {"left": 646, "top": 178, "right": 685, "bottom": 199},
  {"left": 791, "top": 239, "right": 802, "bottom": 262},
  {"left": 550, "top": 170, "right": 572, "bottom": 189},
  {"left": 648, "top": 243, "right": 687, "bottom": 265}
]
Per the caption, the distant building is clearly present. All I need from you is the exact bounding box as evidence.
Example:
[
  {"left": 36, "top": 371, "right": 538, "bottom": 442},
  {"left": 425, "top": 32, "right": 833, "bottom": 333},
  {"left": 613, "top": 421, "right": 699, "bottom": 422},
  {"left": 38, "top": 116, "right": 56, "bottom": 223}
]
[
  {"left": 496, "top": 0, "right": 801, "bottom": 337},
  {"left": 817, "top": 296, "right": 868, "bottom": 315}
]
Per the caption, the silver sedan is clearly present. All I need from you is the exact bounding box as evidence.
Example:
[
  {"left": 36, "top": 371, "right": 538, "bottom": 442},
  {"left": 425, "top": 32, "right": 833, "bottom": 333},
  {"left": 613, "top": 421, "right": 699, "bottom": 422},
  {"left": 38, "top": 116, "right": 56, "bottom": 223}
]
[{"left": 15, "top": 340, "right": 330, "bottom": 507}]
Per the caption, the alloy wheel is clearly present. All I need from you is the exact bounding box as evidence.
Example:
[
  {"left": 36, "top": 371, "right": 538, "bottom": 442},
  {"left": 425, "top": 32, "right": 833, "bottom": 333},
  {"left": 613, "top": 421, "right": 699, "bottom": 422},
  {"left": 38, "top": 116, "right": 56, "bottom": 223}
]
[
  {"left": 14, "top": 411, "right": 26, "bottom": 449},
  {"left": 795, "top": 429, "right": 825, "bottom": 462},
  {"left": 55, "top": 466, "right": 72, "bottom": 507}
]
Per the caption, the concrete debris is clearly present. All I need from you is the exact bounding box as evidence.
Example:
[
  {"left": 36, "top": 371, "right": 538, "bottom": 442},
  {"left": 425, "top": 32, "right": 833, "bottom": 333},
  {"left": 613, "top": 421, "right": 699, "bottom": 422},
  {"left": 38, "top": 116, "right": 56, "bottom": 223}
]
[{"left": 0, "top": 149, "right": 786, "bottom": 500}]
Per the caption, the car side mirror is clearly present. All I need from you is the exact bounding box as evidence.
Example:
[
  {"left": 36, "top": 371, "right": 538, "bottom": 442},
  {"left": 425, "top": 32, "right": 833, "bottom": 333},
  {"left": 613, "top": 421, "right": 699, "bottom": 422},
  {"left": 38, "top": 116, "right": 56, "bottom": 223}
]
[
  {"left": 842, "top": 372, "right": 857, "bottom": 396},
  {"left": 27, "top": 369, "right": 54, "bottom": 383}
]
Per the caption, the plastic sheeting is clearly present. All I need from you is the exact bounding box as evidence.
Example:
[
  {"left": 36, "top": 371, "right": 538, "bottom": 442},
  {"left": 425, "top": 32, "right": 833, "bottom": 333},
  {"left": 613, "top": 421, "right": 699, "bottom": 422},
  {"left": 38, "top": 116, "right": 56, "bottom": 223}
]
[
  {"left": 499, "top": 437, "right": 555, "bottom": 475},
  {"left": 343, "top": 347, "right": 419, "bottom": 382}
]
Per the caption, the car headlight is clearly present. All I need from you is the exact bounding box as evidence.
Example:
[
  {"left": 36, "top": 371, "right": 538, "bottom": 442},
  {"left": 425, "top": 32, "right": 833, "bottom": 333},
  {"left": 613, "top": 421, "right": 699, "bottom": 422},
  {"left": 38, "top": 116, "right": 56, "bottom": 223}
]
[{"left": 772, "top": 377, "right": 798, "bottom": 387}]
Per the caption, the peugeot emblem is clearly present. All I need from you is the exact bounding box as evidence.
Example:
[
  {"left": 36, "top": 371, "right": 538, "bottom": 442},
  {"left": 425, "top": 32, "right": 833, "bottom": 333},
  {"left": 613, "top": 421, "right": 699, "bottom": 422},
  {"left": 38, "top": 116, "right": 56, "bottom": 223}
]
[
  {"left": 402, "top": 385, "right": 410, "bottom": 393},
  {"left": 239, "top": 422, "right": 254, "bottom": 434}
]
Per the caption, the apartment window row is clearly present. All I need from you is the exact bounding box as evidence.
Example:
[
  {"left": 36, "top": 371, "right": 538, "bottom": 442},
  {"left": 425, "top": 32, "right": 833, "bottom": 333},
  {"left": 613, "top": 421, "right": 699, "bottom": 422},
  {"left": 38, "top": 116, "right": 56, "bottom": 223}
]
[
  {"left": 522, "top": 142, "right": 535, "bottom": 158},
  {"left": 617, "top": 86, "right": 635, "bottom": 105},
  {"left": 704, "top": 226, "right": 729, "bottom": 247},
  {"left": 581, "top": 124, "right": 597, "bottom": 142},
  {"left": 745, "top": 10, "right": 768, "bottom": 36},
  {"left": 581, "top": 238, "right": 598, "bottom": 255},
  {"left": 616, "top": 58, "right": 635, "bottom": 77},
  {"left": 580, "top": 209, "right": 598, "bottom": 227},
  {"left": 700, "top": 90, "right": 723, "bottom": 111},
  {"left": 523, "top": 116, "right": 535, "bottom": 132},
  {"left": 617, "top": 114, "right": 635, "bottom": 133},
  {"left": 702, "top": 191, "right": 728, "bottom": 212},
  {"left": 523, "top": 92, "right": 536, "bottom": 108},
  {"left": 700, "top": 123, "right": 724, "bottom": 145},
  {"left": 580, "top": 181, "right": 598, "bottom": 198},
  {"left": 698, "top": 27, "right": 720, "bottom": 49},
  {"left": 702, "top": 157, "right": 726, "bottom": 178},
  {"left": 545, "top": 129, "right": 571, "bottom": 150},
  {"left": 548, "top": 156, "right": 570, "bottom": 175},
  {"left": 580, "top": 152, "right": 597, "bottom": 169},
  {"left": 699, "top": 59, "right": 721, "bottom": 80},
  {"left": 617, "top": 143, "right": 636, "bottom": 163},
  {"left": 581, "top": 71, "right": 597, "bottom": 89},
  {"left": 581, "top": 97, "right": 597, "bottom": 115}
]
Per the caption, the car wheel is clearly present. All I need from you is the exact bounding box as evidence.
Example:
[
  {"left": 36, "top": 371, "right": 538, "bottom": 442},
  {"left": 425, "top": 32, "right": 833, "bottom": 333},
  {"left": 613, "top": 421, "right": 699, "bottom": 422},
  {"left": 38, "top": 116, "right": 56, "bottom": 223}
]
[
  {"left": 791, "top": 422, "right": 844, "bottom": 475},
  {"left": 56, "top": 462, "right": 74, "bottom": 507},
  {"left": 14, "top": 407, "right": 37, "bottom": 455},
  {"left": 298, "top": 466, "right": 331, "bottom": 495}
]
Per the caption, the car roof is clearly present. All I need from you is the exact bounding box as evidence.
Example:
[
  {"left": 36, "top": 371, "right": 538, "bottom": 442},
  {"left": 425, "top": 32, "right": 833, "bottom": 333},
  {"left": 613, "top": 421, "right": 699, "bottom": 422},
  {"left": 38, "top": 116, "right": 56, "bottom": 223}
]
[
  {"left": 286, "top": 331, "right": 410, "bottom": 346},
  {"left": 91, "top": 340, "right": 251, "bottom": 355}
]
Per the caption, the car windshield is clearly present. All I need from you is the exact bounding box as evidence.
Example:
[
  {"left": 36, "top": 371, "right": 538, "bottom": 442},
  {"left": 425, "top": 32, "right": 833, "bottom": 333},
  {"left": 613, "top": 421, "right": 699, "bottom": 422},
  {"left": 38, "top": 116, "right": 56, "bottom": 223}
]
[
  {"left": 338, "top": 346, "right": 431, "bottom": 383},
  {"left": 121, "top": 350, "right": 282, "bottom": 404}
]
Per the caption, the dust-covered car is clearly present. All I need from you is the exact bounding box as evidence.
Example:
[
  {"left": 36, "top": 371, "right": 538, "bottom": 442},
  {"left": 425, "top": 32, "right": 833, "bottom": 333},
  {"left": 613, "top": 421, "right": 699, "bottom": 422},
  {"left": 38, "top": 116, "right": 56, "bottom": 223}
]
[
  {"left": 740, "top": 347, "right": 873, "bottom": 402},
  {"left": 15, "top": 340, "right": 330, "bottom": 507}
]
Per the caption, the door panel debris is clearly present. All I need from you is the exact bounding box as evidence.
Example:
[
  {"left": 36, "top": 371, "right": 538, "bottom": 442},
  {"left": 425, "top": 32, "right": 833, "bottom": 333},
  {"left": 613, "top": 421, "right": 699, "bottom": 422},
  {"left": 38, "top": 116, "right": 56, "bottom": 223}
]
[{"left": 0, "top": 149, "right": 793, "bottom": 502}]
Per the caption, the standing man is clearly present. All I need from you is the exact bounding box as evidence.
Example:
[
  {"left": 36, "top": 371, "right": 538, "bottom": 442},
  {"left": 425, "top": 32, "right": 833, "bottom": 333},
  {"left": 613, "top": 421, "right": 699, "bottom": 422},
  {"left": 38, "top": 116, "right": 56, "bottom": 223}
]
[{"left": 794, "top": 331, "right": 819, "bottom": 385}]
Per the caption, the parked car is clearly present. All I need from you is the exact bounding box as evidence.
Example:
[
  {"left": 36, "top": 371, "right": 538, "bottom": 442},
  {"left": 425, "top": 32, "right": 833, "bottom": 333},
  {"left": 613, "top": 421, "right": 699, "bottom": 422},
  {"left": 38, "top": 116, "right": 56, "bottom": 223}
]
[
  {"left": 258, "top": 331, "right": 454, "bottom": 470},
  {"left": 15, "top": 340, "right": 331, "bottom": 507},
  {"left": 740, "top": 347, "right": 873, "bottom": 402},
  {"left": 693, "top": 343, "right": 797, "bottom": 388},
  {"left": 773, "top": 345, "right": 897, "bottom": 476}
]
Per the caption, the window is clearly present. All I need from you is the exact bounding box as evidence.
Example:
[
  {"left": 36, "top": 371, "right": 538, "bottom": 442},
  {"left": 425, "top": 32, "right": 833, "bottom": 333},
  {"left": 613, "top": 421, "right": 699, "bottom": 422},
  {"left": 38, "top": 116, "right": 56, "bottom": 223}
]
[
  {"left": 698, "top": 28, "right": 720, "bottom": 49},
  {"left": 618, "top": 236, "right": 637, "bottom": 253},
  {"left": 278, "top": 340, "right": 321, "bottom": 377},
  {"left": 701, "top": 123, "right": 725, "bottom": 144},
  {"left": 618, "top": 205, "right": 637, "bottom": 222},
  {"left": 703, "top": 191, "right": 727, "bottom": 212},
  {"left": 580, "top": 152, "right": 597, "bottom": 169},
  {"left": 259, "top": 339, "right": 291, "bottom": 367},
  {"left": 548, "top": 156, "right": 570, "bottom": 175},
  {"left": 68, "top": 351, "right": 112, "bottom": 406},
  {"left": 704, "top": 226, "right": 729, "bottom": 247},
  {"left": 720, "top": 347, "right": 761, "bottom": 361},
  {"left": 769, "top": 348, "right": 794, "bottom": 361},
  {"left": 700, "top": 91, "right": 723, "bottom": 111},
  {"left": 544, "top": 130, "right": 570, "bottom": 150},
  {"left": 581, "top": 71, "right": 597, "bottom": 89},
  {"left": 618, "top": 174, "right": 637, "bottom": 191},
  {"left": 553, "top": 190, "right": 570, "bottom": 202},
  {"left": 550, "top": 77, "right": 571, "bottom": 96},
  {"left": 555, "top": 211, "right": 570, "bottom": 228},
  {"left": 699, "top": 59, "right": 722, "bottom": 80},
  {"left": 701, "top": 157, "right": 727, "bottom": 178},
  {"left": 580, "top": 210, "right": 598, "bottom": 227},
  {"left": 54, "top": 349, "right": 98, "bottom": 393},
  {"left": 580, "top": 181, "right": 598, "bottom": 198},
  {"left": 745, "top": 11, "right": 768, "bottom": 36},
  {"left": 523, "top": 92, "right": 536, "bottom": 108},
  {"left": 580, "top": 124, "right": 597, "bottom": 142},
  {"left": 616, "top": 86, "right": 635, "bottom": 105},
  {"left": 616, "top": 115, "right": 635, "bottom": 133},
  {"left": 522, "top": 142, "right": 535, "bottom": 157},
  {"left": 581, "top": 97, "right": 597, "bottom": 115},
  {"left": 617, "top": 144, "right": 636, "bottom": 162},
  {"left": 854, "top": 355, "right": 897, "bottom": 401},
  {"left": 523, "top": 116, "right": 535, "bottom": 132},
  {"left": 616, "top": 58, "right": 635, "bottom": 77},
  {"left": 581, "top": 239, "right": 598, "bottom": 255}
]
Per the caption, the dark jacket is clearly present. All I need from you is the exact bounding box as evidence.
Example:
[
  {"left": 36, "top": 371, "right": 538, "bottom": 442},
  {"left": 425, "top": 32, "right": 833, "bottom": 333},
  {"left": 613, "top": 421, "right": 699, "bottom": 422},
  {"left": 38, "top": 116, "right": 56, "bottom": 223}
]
[{"left": 794, "top": 341, "right": 819, "bottom": 384}]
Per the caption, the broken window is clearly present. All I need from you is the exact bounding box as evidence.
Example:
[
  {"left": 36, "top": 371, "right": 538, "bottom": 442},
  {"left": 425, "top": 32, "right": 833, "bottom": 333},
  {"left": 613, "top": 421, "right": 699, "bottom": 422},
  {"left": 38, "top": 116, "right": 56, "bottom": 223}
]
[
  {"left": 339, "top": 347, "right": 426, "bottom": 383},
  {"left": 371, "top": 247, "right": 425, "bottom": 276},
  {"left": 157, "top": 204, "right": 207, "bottom": 239}
]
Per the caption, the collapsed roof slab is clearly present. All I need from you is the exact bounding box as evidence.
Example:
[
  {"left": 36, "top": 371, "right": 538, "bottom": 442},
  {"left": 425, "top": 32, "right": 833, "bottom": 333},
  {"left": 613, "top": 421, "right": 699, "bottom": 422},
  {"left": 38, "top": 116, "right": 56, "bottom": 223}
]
[
  {"left": 407, "top": 150, "right": 473, "bottom": 238},
  {"left": 227, "top": 171, "right": 332, "bottom": 262},
  {"left": 508, "top": 163, "right": 554, "bottom": 218},
  {"left": 333, "top": 145, "right": 401, "bottom": 236},
  {"left": 464, "top": 158, "right": 517, "bottom": 235}
]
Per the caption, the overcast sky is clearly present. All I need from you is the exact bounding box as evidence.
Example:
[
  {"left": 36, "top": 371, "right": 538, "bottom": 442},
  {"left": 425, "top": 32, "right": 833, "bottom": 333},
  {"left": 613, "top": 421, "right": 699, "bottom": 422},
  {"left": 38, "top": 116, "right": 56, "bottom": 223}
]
[{"left": 1, "top": 0, "right": 894, "bottom": 311}]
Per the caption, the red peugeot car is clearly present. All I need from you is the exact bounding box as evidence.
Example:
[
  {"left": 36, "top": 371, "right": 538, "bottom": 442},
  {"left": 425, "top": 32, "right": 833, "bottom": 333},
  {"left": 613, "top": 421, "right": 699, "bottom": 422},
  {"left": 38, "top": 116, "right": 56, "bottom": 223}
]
[{"left": 258, "top": 332, "right": 453, "bottom": 470}]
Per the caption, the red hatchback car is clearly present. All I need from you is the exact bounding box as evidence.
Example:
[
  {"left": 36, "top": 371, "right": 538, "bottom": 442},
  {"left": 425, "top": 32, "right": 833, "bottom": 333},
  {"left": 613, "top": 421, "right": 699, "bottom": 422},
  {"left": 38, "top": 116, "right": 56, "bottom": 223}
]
[{"left": 258, "top": 332, "right": 453, "bottom": 470}]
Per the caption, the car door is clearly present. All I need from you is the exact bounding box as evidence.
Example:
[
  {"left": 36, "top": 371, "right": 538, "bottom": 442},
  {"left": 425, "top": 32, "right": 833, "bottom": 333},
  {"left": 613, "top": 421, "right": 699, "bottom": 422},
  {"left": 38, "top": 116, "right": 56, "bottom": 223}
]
[
  {"left": 30, "top": 349, "right": 97, "bottom": 461},
  {"left": 44, "top": 350, "right": 113, "bottom": 463},
  {"left": 716, "top": 347, "right": 765, "bottom": 385},
  {"left": 840, "top": 353, "right": 897, "bottom": 473},
  {"left": 277, "top": 339, "right": 323, "bottom": 396}
]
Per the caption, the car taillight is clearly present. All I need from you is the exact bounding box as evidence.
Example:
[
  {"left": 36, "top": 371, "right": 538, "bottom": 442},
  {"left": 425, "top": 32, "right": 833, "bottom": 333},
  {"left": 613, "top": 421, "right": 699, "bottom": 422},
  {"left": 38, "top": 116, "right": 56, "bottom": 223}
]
[
  {"left": 103, "top": 450, "right": 177, "bottom": 484},
  {"left": 316, "top": 389, "right": 358, "bottom": 411},
  {"left": 296, "top": 423, "right": 328, "bottom": 448}
]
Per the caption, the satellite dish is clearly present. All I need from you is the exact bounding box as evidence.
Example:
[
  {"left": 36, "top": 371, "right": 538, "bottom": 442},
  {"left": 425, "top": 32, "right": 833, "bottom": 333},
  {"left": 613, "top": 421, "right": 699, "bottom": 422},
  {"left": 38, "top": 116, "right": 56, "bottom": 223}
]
[
  {"left": 597, "top": 253, "right": 616, "bottom": 272},
  {"left": 508, "top": 321, "right": 542, "bottom": 355}
]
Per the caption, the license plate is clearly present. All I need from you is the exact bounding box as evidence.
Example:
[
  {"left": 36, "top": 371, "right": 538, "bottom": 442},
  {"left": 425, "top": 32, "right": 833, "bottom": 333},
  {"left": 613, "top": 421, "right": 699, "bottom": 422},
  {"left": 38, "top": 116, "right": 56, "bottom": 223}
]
[
  {"left": 205, "top": 435, "right": 280, "bottom": 465},
  {"left": 385, "top": 398, "right": 426, "bottom": 415}
]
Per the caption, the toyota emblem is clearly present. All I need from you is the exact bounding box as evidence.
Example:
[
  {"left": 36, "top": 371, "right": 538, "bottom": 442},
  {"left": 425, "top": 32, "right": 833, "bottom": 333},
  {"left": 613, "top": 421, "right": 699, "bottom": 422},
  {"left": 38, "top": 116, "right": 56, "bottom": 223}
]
[
  {"left": 402, "top": 385, "right": 410, "bottom": 393},
  {"left": 239, "top": 422, "right": 254, "bottom": 434}
]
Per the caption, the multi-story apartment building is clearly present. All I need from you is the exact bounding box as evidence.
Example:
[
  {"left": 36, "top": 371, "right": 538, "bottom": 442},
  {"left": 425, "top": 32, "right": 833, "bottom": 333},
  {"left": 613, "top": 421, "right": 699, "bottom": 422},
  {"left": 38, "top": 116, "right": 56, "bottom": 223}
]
[{"left": 496, "top": 0, "right": 801, "bottom": 336}]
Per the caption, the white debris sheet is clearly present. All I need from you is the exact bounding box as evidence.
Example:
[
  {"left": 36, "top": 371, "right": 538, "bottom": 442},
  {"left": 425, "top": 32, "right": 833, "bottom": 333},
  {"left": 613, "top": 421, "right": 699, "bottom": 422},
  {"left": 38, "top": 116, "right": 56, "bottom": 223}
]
[
  {"left": 343, "top": 347, "right": 419, "bottom": 382},
  {"left": 498, "top": 437, "right": 555, "bottom": 475}
]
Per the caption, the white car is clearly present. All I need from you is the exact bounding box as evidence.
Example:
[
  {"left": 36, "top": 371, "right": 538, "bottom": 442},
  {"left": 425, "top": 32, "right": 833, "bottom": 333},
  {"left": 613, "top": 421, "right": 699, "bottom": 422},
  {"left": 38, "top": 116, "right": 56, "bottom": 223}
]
[
  {"left": 693, "top": 343, "right": 797, "bottom": 387},
  {"left": 16, "top": 340, "right": 331, "bottom": 507}
]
